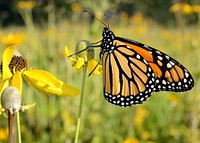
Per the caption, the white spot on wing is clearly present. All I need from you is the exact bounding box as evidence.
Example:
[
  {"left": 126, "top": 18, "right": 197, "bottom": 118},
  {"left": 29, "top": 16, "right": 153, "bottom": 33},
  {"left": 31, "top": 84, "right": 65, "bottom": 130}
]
[
  {"left": 157, "top": 56, "right": 163, "bottom": 60},
  {"left": 156, "top": 50, "right": 161, "bottom": 55},
  {"left": 127, "top": 46, "right": 131, "bottom": 49},
  {"left": 162, "top": 80, "right": 167, "bottom": 85},
  {"left": 170, "top": 61, "right": 175, "bottom": 66},
  {"left": 167, "top": 63, "right": 172, "bottom": 68},
  {"left": 185, "top": 72, "right": 189, "bottom": 78},
  {"left": 165, "top": 55, "right": 170, "bottom": 60},
  {"left": 136, "top": 54, "right": 140, "bottom": 59}
]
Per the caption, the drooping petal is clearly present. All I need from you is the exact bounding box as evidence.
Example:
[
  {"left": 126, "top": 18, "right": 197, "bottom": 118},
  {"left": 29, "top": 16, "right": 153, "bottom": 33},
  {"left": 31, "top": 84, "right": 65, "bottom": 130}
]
[
  {"left": 2, "top": 46, "right": 16, "bottom": 80},
  {"left": 0, "top": 108, "right": 5, "bottom": 115},
  {"left": 23, "top": 70, "right": 80, "bottom": 96},
  {"left": 64, "top": 46, "right": 70, "bottom": 56},
  {"left": 0, "top": 80, "right": 9, "bottom": 108},
  {"left": 64, "top": 46, "right": 77, "bottom": 62},
  {"left": 0, "top": 80, "right": 9, "bottom": 95},
  {"left": 88, "top": 60, "right": 102, "bottom": 74},
  {"left": 22, "top": 102, "right": 35, "bottom": 111},
  {"left": 12, "top": 71, "right": 22, "bottom": 95},
  {"left": 75, "top": 57, "right": 85, "bottom": 70}
]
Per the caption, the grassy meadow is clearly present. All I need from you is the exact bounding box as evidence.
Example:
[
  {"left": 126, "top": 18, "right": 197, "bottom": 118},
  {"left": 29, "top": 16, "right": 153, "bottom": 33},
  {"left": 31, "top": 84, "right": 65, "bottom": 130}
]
[{"left": 0, "top": 4, "right": 200, "bottom": 143}]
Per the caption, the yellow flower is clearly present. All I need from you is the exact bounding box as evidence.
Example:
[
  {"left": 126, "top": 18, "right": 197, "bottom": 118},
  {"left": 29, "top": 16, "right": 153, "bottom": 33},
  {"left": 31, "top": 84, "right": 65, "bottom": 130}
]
[
  {"left": 1, "top": 33, "right": 24, "bottom": 46},
  {"left": 169, "top": 3, "right": 193, "bottom": 15},
  {"left": 142, "top": 131, "right": 150, "bottom": 140},
  {"left": 167, "top": 93, "right": 179, "bottom": 106},
  {"left": 0, "top": 46, "right": 80, "bottom": 108},
  {"left": 192, "top": 5, "right": 200, "bottom": 13},
  {"left": 123, "top": 137, "right": 139, "bottom": 143},
  {"left": 65, "top": 46, "right": 102, "bottom": 74},
  {"left": 17, "top": 0, "right": 35, "bottom": 10},
  {"left": 133, "top": 107, "right": 149, "bottom": 126},
  {"left": 71, "top": 3, "right": 82, "bottom": 12},
  {"left": 0, "top": 127, "right": 7, "bottom": 140},
  {"left": 130, "top": 12, "right": 145, "bottom": 24}
]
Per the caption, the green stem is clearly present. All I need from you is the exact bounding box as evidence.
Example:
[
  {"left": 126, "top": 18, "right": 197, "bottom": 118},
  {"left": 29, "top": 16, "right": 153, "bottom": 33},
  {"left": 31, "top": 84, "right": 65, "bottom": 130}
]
[
  {"left": 74, "top": 65, "right": 87, "bottom": 143},
  {"left": 16, "top": 112, "right": 22, "bottom": 143}
]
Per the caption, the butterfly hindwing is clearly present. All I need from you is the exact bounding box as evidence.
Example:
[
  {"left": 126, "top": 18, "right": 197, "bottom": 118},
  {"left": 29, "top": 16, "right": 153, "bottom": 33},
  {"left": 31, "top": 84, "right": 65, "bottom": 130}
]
[
  {"left": 151, "top": 48, "right": 194, "bottom": 92},
  {"left": 115, "top": 36, "right": 194, "bottom": 92}
]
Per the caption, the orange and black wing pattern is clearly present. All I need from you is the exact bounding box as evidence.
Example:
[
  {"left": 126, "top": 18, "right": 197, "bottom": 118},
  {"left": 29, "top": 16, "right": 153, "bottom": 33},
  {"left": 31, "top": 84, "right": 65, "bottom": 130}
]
[{"left": 100, "top": 27, "right": 194, "bottom": 107}]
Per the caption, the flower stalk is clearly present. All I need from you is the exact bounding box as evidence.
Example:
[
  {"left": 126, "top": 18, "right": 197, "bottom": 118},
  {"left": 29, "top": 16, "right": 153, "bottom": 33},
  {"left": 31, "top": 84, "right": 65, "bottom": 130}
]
[
  {"left": 8, "top": 111, "right": 14, "bottom": 143},
  {"left": 65, "top": 40, "right": 101, "bottom": 143},
  {"left": 74, "top": 64, "right": 87, "bottom": 143},
  {"left": 16, "top": 112, "right": 22, "bottom": 143}
]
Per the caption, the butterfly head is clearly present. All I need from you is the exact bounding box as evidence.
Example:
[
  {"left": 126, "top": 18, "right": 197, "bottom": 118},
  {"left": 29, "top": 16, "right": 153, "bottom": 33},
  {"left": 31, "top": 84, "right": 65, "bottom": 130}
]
[
  {"left": 101, "top": 27, "right": 116, "bottom": 53},
  {"left": 102, "top": 27, "right": 115, "bottom": 38}
]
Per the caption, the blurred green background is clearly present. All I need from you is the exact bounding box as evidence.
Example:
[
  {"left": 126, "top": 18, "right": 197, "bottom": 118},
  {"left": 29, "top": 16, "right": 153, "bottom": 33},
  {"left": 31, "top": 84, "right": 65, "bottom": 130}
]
[{"left": 0, "top": 0, "right": 200, "bottom": 143}]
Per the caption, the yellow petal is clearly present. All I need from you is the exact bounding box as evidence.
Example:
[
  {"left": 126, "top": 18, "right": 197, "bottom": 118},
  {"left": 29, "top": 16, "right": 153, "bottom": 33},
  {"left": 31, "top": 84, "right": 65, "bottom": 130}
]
[
  {"left": 17, "top": 1, "right": 35, "bottom": 10},
  {"left": 2, "top": 46, "right": 16, "bottom": 80},
  {"left": 1, "top": 33, "right": 24, "bottom": 46},
  {"left": 0, "top": 80, "right": 9, "bottom": 95},
  {"left": 64, "top": 46, "right": 71, "bottom": 57},
  {"left": 64, "top": 46, "right": 77, "bottom": 62},
  {"left": 182, "top": 3, "right": 193, "bottom": 14},
  {"left": 192, "top": 5, "right": 200, "bottom": 13},
  {"left": 88, "top": 60, "right": 102, "bottom": 74},
  {"left": 0, "top": 80, "right": 9, "bottom": 108},
  {"left": 23, "top": 70, "right": 80, "bottom": 96},
  {"left": 23, "top": 102, "right": 35, "bottom": 110},
  {"left": 69, "top": 57, "right": 77, "bottom": 63},
  {"left": 0, "top": 108, "right": 6, "bottom": 115},
  {"left": 12, "top": 71, "right": 22, "bottom": 95},
  {"left": 75, "top": 57, "right": 85, "bottom": 70}
]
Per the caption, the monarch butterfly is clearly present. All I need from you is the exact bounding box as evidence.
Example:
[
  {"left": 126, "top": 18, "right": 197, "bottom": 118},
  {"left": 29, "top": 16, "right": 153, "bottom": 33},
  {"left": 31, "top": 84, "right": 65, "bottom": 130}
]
[
  {"left": 76, "top": 12, "right": 194, "bottom": 106},
  {"left": 92, "top": 25, "right": 194, "bottom": 107}
]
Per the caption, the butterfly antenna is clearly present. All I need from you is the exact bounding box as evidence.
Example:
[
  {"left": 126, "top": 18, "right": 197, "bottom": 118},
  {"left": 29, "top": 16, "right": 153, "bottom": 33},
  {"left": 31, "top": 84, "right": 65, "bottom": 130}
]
[
  {"left": 68, "top": 47, "right": 88, "bottom": 57},
  {"left": 83, "top": 10, "right": 108, "bottom": 27},
  {"left": 69, "top": 45, "right": 100, "bottom": 57},
  {"left": 104, "top": 13, "right": 110, "bottom": 28}
]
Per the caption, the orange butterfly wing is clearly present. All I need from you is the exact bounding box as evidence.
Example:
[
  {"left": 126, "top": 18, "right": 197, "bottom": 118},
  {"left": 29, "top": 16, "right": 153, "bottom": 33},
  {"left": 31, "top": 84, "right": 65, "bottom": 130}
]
[
  {"left": 100, "top": 27, "right": 194, "bottom": 107},
  {"left": 102, "top": 46, "right": 156, "bottom": 106},
  {"left": 115, "top": 37, "right": 194, "bottom": 92}
]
